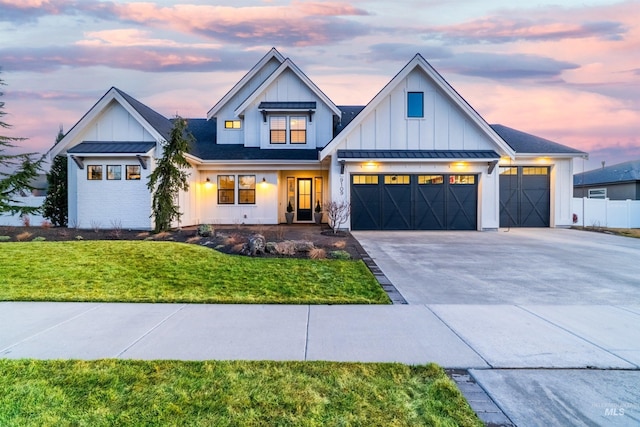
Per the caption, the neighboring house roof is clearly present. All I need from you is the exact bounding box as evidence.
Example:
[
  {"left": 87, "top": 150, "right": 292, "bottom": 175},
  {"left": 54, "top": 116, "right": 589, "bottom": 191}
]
[
  {"left": 207, "top": 48, "right": 285, "bottom": 119},
  {"left": 67, "top": 142, "right": 156, "bottom": 154},
  {"left": 186, "top": 119, "right": 318, "bottom": 161},
  {"left": 321, "top": 54, "right": 516, "bottom": 160},
  {"left": 574, "top": 160, "right": 640, "bottom": 186},
  {"left": 337, "top": 150, "right": 499, "bottom": 160},
  {"left": 234, "top": 58, "right": 342, "bottom": 118},
  {"left": 491, "top": 124, "right": 586, "bottom": 156}
]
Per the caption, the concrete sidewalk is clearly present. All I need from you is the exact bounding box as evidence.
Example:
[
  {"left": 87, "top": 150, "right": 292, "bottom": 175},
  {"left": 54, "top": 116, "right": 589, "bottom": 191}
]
[
  {"left": 2, "top": 302, "right": 638, "bottom": 369},
  {"left": 2, "top": 301, "right": 640, "bottom": 425}
]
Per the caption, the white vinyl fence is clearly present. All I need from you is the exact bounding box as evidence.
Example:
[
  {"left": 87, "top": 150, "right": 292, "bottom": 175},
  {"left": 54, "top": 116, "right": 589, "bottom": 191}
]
[
  {"left": 572, "top": 197, "right": 640, "bottom": 229},
  {"left": 0, "top": 196, "right": 46, "bottom": 226}
]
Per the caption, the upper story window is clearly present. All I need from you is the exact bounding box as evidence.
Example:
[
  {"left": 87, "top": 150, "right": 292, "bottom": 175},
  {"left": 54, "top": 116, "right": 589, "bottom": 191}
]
[
  {"left": 289, "top": 117, "right": 306, "bottom": 144},
  {"left": 407, "top": 92, "right": 424, "bottom": 118},
  {"left": 224, "top": 120, "right": 241, "bottom": 129},
  {"left": 270, "top": 117, "right": 286, "bottom": 144},
  {"left": 270, "top": 116, "right": 306, "bottom": 144}
]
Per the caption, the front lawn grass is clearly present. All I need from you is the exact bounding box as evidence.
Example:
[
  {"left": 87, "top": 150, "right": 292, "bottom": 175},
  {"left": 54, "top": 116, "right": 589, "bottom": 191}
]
[
  {"left": 0, "top": 241, "right": 388, "bottom": 304},
  {"left": 0, "top": 359, "right": 481, "bottom": 426}
]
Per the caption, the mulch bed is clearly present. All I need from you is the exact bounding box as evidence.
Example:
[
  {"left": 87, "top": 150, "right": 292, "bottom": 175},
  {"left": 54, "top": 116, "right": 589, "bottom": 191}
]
[{"left": 0, "top": 224, "right": 362, "bottom": 260}]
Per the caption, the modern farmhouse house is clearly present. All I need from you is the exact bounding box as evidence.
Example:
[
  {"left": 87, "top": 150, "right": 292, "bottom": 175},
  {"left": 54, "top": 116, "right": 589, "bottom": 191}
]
[{"left": 49, "top": 48, "right": 586, "bottom": 231}]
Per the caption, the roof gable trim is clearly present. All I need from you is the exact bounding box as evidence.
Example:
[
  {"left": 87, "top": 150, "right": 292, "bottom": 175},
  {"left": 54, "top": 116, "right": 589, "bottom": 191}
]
[
  {"left": 320, "top": 54, "right": 516, "bottom": 160},
  {"left": 207, "top": 48, "right": 285, "bottom": 119},
  {"left": 234, "top": 59, "right": 341, "bottom": 118}
]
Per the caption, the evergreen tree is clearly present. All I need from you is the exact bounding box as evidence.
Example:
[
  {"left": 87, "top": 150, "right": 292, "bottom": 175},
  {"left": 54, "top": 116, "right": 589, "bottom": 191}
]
[
  {"left": 42, "top": 127, "right": 68, "bottom": 226},
  {"left": 147, "top": 116, "right": 193, "bottom": 233},
  {"left": 0, "top": 73, "right": 43, "bottom": 216}
]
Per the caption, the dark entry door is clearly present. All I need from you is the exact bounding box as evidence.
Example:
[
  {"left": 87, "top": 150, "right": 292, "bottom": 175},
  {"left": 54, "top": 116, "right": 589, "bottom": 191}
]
[
  {"left": 297, "top": 178, "right": 312, "bottom": 221},
  {"left": 500, "top": 167, "right": 550, "bottom": 227}
]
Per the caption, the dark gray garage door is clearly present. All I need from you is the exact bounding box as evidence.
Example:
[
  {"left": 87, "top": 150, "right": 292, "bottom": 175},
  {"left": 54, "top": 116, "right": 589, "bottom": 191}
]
[
  {"left": 499, "top": 166, "right": 550, "bottom": 227},
  {"left": 351, "top": 174, "right": 477, "bottom": 230}
]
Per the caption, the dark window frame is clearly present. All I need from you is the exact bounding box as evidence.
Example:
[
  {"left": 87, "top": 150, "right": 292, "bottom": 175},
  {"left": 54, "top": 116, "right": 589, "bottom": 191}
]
[
  {"left": 106, "top": 165, "right": 121, "bottom": 180},
  {"left": 238, "top": 175, "right": 256, "bottom": 205},
  {"left": 126, "top": 165, "right": 141, "bottom": 180},
  {"left": 87, "top": 165, "right": 103, "bottom": 180},
  {"left": 217, "top": 175, "right": 235, "bottom": 205}
]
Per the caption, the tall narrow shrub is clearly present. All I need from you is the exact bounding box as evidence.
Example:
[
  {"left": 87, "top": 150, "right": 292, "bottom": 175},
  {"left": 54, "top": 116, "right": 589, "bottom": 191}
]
[{"left": 147, "top": 116, "right": 193, "bottom": 233}]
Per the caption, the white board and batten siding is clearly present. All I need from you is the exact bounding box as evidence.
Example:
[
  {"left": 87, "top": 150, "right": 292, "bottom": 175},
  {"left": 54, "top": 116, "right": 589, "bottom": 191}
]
[
  {"left": 64, "top": 101, "right": 160, "bottom": 230},
  {"left": 241, "top": 69, "right": 335, "bottom": 150},
  {"left": 197, "top": 171, "right": 279, "bottom": 225},
  {"left": 72, "top": 157, "right": 154, "bottom": 230},
  {"left": 70, "top": 101, "right": 157, "bottom": 148},
  {"left": 342, "top": 68, "right": 495, "bottom": 152},
  {"left": 215, "top": 57, "right": 282, "bottom": 146}
]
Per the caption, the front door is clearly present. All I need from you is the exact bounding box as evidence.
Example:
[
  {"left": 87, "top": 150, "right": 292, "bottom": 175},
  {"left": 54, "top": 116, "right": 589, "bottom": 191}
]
[{"left": 297, "top": 178, "right": 312, "bottom": 221}]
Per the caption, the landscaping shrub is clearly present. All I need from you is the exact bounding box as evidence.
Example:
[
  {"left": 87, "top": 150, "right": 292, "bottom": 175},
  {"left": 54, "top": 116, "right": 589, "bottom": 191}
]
[{"left": 329, "top": 250, "right": 351, "bottom": 260}]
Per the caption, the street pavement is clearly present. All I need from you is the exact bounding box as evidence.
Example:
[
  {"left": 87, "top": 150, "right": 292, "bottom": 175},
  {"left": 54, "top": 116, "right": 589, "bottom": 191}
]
[{"left": 2, "top": 228, "right": 639, "bottom": 426}]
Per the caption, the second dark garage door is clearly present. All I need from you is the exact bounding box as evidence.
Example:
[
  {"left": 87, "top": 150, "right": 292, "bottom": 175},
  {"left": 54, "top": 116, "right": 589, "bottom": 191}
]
[
  {"left": 351, "top": 174, "right": 477, "bottom": 230},
  {"left": 499, "top": 166, "right": 550, "bottom": 227}
]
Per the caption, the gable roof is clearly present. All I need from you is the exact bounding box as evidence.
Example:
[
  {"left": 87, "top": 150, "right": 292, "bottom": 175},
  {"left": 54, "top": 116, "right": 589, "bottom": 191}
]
[
  {"left": 234, "top": 58, "right": 342, "bottom": 118},
  {"left": 49, "top": 87, "right": 172, "bottom": 158},
  {"left": 206, "top": 48, "right": 285, "bottom": 119},
  {"left": 574, "top": 160, "right": 640, "bottom": 186},
  {"left": 491, "top": 124, "right": 586, "bottom": 157},
  {"left": 320, "top": 54, "right": 516, "bottom": 160},
  {"left": 113, "top": 88, "right": 172, "bottom": 140}
]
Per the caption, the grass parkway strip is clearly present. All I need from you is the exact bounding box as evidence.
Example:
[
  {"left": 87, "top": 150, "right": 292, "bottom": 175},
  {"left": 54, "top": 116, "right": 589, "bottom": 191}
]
[
  {"left": 0, "top": 360, "right": 482, "bottom": 426},
  {"left": 0, "top": 241, "right": 389, "bottom": 304}
]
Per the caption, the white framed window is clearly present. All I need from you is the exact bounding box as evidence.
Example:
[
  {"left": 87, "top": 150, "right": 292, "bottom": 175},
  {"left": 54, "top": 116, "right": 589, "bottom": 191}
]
[
  {"left": 588, "top": 188, "right": 607, "bottom": 199},
  {"left": 270, "top": 115, "right": 307, "bottom": 144}
]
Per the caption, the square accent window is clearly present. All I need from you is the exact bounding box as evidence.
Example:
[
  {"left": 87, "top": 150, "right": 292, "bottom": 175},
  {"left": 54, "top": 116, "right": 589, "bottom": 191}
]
[
  {"left": 107, "top": 165, "right": 121, "bottom": 180},
  {"left": 126, "top": 165, "right": 141, "bottom": 180},
  {"left": 224, "top": 120, "right": 241, "bottom": 129},
  {"left": 407, "top": 92, "right": 424, "bottom": 118},
  {"left": 87, "top": 165, "right": 102, "bottom": 180},
  {"left": 270, "top": 116, "right": 286, "bottom": 144},
  {"left": 238, "top": 175, "right": 256, "bottom": 204},
  {"left": 218, "top": 175, "right": 235, "bottom": 204},
  {"left": 290, "top": 117, "right": 306, "bottom": 144}
]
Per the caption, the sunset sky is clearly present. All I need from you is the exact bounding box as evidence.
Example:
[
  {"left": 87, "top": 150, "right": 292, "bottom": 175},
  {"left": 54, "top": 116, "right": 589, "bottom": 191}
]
[{"left": 1, "top": 0, "right": 638, "bottom": 171}]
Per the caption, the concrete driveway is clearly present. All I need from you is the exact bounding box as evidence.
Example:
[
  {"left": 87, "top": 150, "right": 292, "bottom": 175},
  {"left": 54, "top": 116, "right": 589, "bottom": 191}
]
[
  {"left": 353, "top": 227, "right": 640, "bottom": 305},
  {"left": 353, "top": 228, "right": 640, "bottom": 426}
]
